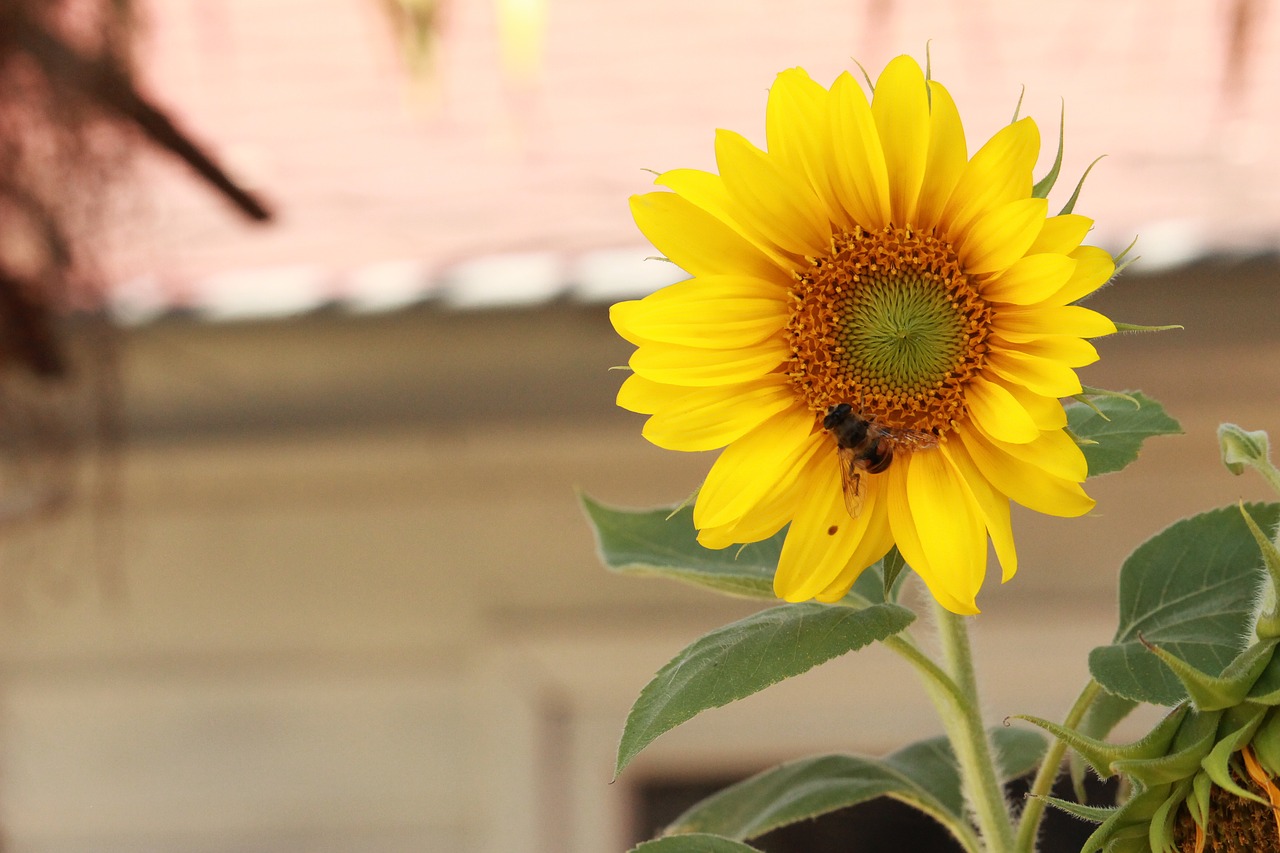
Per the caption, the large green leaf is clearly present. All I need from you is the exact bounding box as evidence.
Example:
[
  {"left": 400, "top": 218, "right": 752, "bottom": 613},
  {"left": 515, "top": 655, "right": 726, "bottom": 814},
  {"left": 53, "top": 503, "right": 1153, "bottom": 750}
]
[
  {"left": 1065, "top": 391, "right": 1181, "bottom": 477},
  {"left": 583, "top": 495, "right": 783, "bottom": 598},
  {"left": 1089, "top": 503, "right": 1280, "bottom": 705},
  {"left": 630, "top": 835, "right": 763, "bottom": 853},
  {"left": 666, "top": 728, "right": 1045, "bottom": 843},
  {"left": 616, "top": 602, "right": 915, "bottom": 775}
]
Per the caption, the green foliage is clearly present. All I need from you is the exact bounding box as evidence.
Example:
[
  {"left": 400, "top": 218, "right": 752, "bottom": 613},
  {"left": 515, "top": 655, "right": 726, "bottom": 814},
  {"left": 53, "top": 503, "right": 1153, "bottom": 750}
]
[
  {"left": 1066, "top": 391, "right": 1181, "bottom": 477},
  {"left": 583, "top": 495, "right": 897, "bottom": 605},
  {"left": 582, "top": 496, "right": 782, "bottom": 598},
  {"left": 1089, "top": 503, "right": 1280, "bottom": 705},
  {"left": 615, "top": 602, "right": 915, "bottom": 775},
  {"left": 665, "top": 728, "right": 1045, "bottom": 844},
  {"left": 629, "top": 834, "right": 763, "bottom": 852}
]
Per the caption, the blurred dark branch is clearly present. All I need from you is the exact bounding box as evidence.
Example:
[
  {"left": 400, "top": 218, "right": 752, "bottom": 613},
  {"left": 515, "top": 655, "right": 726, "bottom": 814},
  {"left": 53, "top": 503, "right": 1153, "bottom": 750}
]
[{"left": 0, "top": 6, "right": 272, "bottom": 222}]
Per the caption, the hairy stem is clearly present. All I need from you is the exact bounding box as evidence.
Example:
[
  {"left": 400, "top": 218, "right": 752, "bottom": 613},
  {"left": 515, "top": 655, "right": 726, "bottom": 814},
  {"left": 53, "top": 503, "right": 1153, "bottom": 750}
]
[
  {"left": 931, "top": 600, "right": 1017, "bottom": 853},
  {"left": 1013, "top": 679, "right": 1101, "bottom": 853}
]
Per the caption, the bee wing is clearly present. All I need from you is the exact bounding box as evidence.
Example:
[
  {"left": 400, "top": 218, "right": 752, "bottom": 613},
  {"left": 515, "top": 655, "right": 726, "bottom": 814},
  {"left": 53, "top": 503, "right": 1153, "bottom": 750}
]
[
  {"left": 835, "top": 447, "right": 865, "bottom": 519},
  {"left": 895, "top": 429, "right": 940, "bottom": 453}
]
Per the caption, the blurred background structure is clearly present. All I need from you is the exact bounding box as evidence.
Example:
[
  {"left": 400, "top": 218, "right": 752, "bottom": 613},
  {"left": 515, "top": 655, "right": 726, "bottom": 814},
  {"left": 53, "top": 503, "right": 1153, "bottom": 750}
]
[{"left": 0, "top": 0, "right": 1278, "bottom": 851}]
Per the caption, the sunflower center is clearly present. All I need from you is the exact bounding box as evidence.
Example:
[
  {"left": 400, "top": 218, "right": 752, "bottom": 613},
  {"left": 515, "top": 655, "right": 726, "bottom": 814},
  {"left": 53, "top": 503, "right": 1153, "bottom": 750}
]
[{"left": 786, "top": 225, "right": 992, "bottom": 437}]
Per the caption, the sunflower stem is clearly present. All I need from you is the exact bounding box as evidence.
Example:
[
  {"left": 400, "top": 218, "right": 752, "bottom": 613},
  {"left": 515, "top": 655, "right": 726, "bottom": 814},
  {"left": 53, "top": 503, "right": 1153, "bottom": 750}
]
[
  {"left": 931, "top": 600, "right": 1018, "bottom": 853},
  {"left": 1013, "top": 679, "right": 1101, "bottom": 853}
]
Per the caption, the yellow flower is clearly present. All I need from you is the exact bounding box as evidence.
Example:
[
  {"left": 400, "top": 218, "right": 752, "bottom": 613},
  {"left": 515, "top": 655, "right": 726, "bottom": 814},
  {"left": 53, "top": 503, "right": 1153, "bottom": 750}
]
[{"left": 610, "top": 55, "right": 1116, "bottom": 614}]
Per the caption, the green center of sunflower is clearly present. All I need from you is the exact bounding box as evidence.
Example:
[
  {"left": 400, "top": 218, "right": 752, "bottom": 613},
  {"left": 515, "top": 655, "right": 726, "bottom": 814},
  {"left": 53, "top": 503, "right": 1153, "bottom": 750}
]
[{"left": 787, "top": 225, "right": 992, "bottom": 437}]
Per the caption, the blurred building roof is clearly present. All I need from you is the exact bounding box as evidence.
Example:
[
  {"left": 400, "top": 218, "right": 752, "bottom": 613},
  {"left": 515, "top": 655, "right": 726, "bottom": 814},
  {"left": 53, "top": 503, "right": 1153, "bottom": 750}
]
[{"left": 112, "top": 0, "right": 1280, "bottom": 322}]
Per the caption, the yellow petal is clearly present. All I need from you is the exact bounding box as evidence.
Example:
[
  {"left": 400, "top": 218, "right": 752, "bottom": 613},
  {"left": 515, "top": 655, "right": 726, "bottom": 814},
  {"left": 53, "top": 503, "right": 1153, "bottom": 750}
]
[
  {"left": 774, "top": 450, "right": 883, "bottom": 601},
  {"left": 1045, "top": 245, "right": 1116, "bottom": 305},
  {"left": 612, "top": 276, "right": 788, "bottom": 349},
  {"left": 1028, "top": 214, "right": 1093, "bottom": 255},
  {"left": 629, "top": 338, "right": 790, "bottom": 387},
  {"left": 985, "top": 348, "right": 1083, "bottom": 397},
  {"left": 940, "top": 440, "right": 1017, "bottom": 582},
  {"left": 812, "top": 501, "right": 895, "bottom": 602},
  {"left": 940, "top": 117, "right": 1039, "bottom": 242},
  {"left": 766, "top": 68, "right": 845, "bottom": 226},
  {"left": 959, "top": 197, "right": 1049, "bottom": 275},
  {"left": 992, "top": 378, "right": 1068, "bottom": 430},
  {"left": 993, "top": 304, "right": 1117, "bottom": 340},
  {"left": 643, "top": 380, "right": 799, "bottom": 451},
  {"left": 968, "top": 422, "right": 1088, "bottom": 483},
  {"left": 981, "top": 254, "right": 1077, "bottom": 306},
  {"left": 915, "top": 80, "right": 967, "bottom": 230},
  {"left": 826, "top": 71, "right": 890, "bottom": 230},
  {"left": 656, "top": 169, "right": 795, "bottom": 271},
  {"left": 957, "top": 425, "right": 1094, "bottom": 517},
  {"left": 694, "top": 407, "right": 816, "bottom": 530},
  {"left": 964, "top": 375, "right": 1041, "bottom": 444},
  {"left": 872, "top": 55, "right": 930, "bottom": 226},
  {"left": 698, "top": 432, "right": 824, "bottom": 548},
  {"left": 889, "top": 452, "right": 986, "bottom": 614},
  {"left": 716, "top": 129, "right": 833, "bottom": 258},
  {"left": 610, "top": 299, "right": 647, "bottom": 346},
  {"left": 630, "top": 192, "right": 789, "bottom": 283},
  {"left": 616, "top": 372, "right": 674, "bottom": 414},
  {"left": 991, "top": 333, "right": 1099, "bottom": 368}
]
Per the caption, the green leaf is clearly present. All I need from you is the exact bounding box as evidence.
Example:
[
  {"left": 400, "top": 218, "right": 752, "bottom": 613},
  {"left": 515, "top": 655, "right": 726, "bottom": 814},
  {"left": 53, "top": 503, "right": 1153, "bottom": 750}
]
[
  {"left": 616, "top": 602, "right": 915, "bottom": 776},
  {"left": 666, "top": 728, "right": 1045, "bottom": 843},
  {"left": 630, "top": 834, "right": 763, "bottom": 853},
  {"left": 1065, "top": 391, "right": 1181, "bottom": 477},
  {"left": 880, "top": 546, "right": 909, "bottom": 601},
  {"left": 1089, "top": 503, "right": 1280, "bottom": 705},
  {"left": 582, "top": 495, "right": 901, "bottom": 605},
  {"left": 582, "top": 495, "right": 784, "bottom": 598}
]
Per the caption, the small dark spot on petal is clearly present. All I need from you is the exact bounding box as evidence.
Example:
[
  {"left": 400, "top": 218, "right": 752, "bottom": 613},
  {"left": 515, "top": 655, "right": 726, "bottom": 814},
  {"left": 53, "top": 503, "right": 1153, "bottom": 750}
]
[{"left": 827, "top": 525, "right": 839, "bottom": 536}]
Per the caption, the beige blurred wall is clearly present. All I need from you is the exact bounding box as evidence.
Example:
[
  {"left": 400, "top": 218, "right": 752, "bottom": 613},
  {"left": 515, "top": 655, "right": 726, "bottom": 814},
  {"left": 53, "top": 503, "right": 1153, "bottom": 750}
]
[{"left": 0, "top": 260, "right": 1274, "bottom": 851}]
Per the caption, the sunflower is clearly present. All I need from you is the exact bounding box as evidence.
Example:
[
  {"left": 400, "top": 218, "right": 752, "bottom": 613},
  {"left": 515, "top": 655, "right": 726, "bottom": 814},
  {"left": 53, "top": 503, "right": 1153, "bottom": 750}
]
[{"left": 610, "top": 55, "right": 1116, "bottom": 614}]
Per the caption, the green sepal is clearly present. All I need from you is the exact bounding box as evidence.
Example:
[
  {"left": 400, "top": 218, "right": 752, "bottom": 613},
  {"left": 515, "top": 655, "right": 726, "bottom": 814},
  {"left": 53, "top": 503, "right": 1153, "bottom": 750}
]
[
  {"left": 1250, "top": 709, "right": 1280, "bottom": 776},
  {"left": 1188, "top": 769, "right": 1213, "bottom": 828},
  {"left": 1147, "top": 778, "right": 1195, "bottom": 853},
  {"left": 1070, "top": 689, "right": 1140, "bottom": 800},
  {"left": 1075, "top": 786, "right": 1168, "bottom": 853},
  {"left": 1111, "top": 321, "right": 1184, "bottom": 333},
  {"left": 1141, "top": 636, "right": 1279, "bottom": 711},
  {"left": 1013, "top": 703, "right": 1189, "bottom": 780},
  {"left": 1077, "top": 386, "right": 1139, "bottom": 407},
  {"left": 1113, "top": 234, "right": 1140, "bottom": 268},
  {"left": 1032, "top": 100, "right": 1065, "bottom": 198},
  {"left": 1033, "top": 794, "right": 1117, "bottom": 823},
  {"left": 1059, "top": 155, "right": 1105, "bottom": 216},
  {"left": 1070, "top": 386, "right": 1139, "bottom": 423},
  {"left": 1110, "top": 708, "right": 1220, "bottom": 787},
  {"left": 1197, "top": 705, "right": 1269, "bottom": 805},
  {"left": 1010, "top": 84, "right": 1026, "bottom": 123}
]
